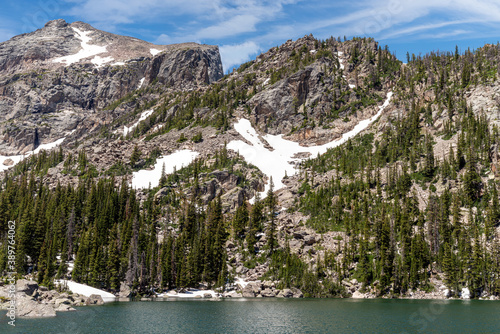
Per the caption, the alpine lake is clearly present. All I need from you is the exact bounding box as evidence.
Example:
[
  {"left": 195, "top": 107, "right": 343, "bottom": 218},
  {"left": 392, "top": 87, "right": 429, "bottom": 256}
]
[{"left": 3, "top": 298, "right": 500, "bottom": 333}]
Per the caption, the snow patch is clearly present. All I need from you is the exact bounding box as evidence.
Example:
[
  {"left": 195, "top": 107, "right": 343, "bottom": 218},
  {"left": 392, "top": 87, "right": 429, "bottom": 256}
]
[
  {"left": 137, "top": 77, "right": 145, "bottom": 89},
  {"left": 349, "top": 84, "right": 356, "bottom": 89},
  {"left": 56, "top": 280, "right": 116, "bottom": 302},
  {"left": 53, "top": 27, "right": 108, "bottom": 66},
  {"left": 262, "top": 78, "right": 270, "bottom": 86},
  {"left": 91, "top": 55, "right": 114, "bottom": 67},
  {"left": 123, "top": 109, "right": 155, "bottom": 136},
  {"left": 0, "top": 137, "right": 66, "bottom": 173},
  {"left": 111, "top": 61, "right": 126, "bottom": 66},
  {"left": 461, "top": 287, "right": 470, "bottom": 299},
  {"left": 234, "top": 277, "right": 249, "bottom": 289},
  {"left": 310, "top": 49, "right": 317, "bottom": 54},
  {"left": 228, "top": 92, "right": 393, "bottom": 197},
  {"left": 158, "top": 289, "right": 217, "bottom": 298},
  {"left": 150, "top": 48, "right": 162, "bottom": 56},
  {"left": 131, "top": 150, "right": 199, "bottom": 188},
  {"left": 337, "top": 51, "right": 345, "bottom": 70}
]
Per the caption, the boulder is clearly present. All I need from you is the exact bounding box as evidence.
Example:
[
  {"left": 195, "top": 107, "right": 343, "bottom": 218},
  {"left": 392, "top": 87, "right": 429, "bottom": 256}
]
[
  {"left": 54, "top": 303, "right": 76, "bottom": 312},
  {"left": 352, "top": 291, "right": 366, "bottom": 299},
  {"left": 304, "top": 234, "right": 316, "bottom": 245},
  {"left": 281, "top": 289, "right": 294, "bottom": 298},
  {"left": 242, "top": 285, "right": 255, "bottom": 298},
  {"left": 16, "top": 279, "right": 39, "bottom": 296},
  {"left": 291, "top": 288, "right": 303, "bottom": 298},
  {"left": 154, "top": 187, "right": 169, "bottom": 201},
  {"left": 203, "top": 293, "right": 213, "bottom": 298},
  {"left": 3, "top": 158, "right": 14, "bottom": 166},
  {"left": 223, "top": 291, "right": 242, "bottom": 298},
  {"left": 54, "top": 298, "right": 72, "bottom": 307},
  {"left": 260, "top": 288, "right": 276, "bottom": 298},
  {"left": 16, "top": 295, "right": 56, "bottom": 317},
  {"left": 119, "top": 282, "right": 132, "bottom": 298},
  {"left": 85, "top": 294, "right": 104, "bottom": 305},
  {"left": 262, "top": 281, "right": 274, "bottom": 289},
  {"left": 249, "top": 282, "right": 262, "bottom": 294},
  {"left": 235, "top": 265, "right": 249, "bottom": 275}
]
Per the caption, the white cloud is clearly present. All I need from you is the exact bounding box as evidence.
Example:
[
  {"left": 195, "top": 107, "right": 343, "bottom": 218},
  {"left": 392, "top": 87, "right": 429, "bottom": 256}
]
[
  {"left": 259, "top": 0, "right": 500, "bottom": 43},
  {"left": 419, "top": 29, "right": 471, "bottom": 39},
  {"left": 196, "top": 14, "right": 260, "bottom": 39},
  {"left": 220, "top": 41, "right": 260, "bottom": 72},
  {"left": 67, "top": 0, "right": 217, "bottom": 25},
  {"left": 58, "top": 0, "right": 500, "bottom": 69},
  {"left": 378, "top": 20, "right": 473, "bottom": 40}
]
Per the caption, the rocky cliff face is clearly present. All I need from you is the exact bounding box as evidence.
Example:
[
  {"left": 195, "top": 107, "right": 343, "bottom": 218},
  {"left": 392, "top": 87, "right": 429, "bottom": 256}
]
[{"left": 0, "top": 19, "right": 223, "bottom": 154}]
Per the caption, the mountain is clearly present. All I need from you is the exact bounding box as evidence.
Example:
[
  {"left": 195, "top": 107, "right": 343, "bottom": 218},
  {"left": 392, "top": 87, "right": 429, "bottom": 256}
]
[
  {"left": 0, "top": 21, "right": 499, "bottom": 307},
  {"left": 0, "top": 19, "right": 223, "bottom": 154}
]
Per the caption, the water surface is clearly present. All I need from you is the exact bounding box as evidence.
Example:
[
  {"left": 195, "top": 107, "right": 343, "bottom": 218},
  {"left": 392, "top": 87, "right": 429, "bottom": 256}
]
[{"left": 4, "top": 298, "right": 500, "bottom": 333}]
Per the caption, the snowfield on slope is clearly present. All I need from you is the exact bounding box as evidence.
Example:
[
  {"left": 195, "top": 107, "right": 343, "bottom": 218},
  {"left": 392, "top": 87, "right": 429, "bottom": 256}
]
[
  {"left": 53, "top": 27, "right": 110, "bottom": 66},
  {"left": 56, "top": 280, "right": 116, "bottom": 302},
  {"left": 123, "top": 109, "right": 155, "bottom": 136},
  {"left": 227, "top": 92, "right": 393, "bottom": 197},
  {"left": 0, "top": 137, "right": 66, "bottom": 172},
  {"left": 131, "top": 150, "right": 199, "bottom": 188},
  {"left": 150, "top": 48, "right": 162, "bottom": 56}
]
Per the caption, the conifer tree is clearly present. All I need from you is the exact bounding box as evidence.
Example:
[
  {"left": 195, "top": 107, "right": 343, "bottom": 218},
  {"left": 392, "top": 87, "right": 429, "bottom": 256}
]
[{"left": 265, "top": 178, "right": 277, "bottom": 254}]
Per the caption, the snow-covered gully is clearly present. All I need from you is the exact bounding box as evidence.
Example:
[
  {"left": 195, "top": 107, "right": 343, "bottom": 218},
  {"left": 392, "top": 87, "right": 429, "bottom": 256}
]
[{"left": 227, "top": 91, "right": 393, "bottom": 198}]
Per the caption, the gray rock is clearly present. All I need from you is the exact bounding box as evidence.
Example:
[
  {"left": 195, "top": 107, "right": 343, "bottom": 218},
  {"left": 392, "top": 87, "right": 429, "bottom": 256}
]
[
  {"left": 85, "top": 294, "right": 104, "bottom": 305},
  {"left": 119, "top": 282, "right": 132, "bottom": 298},
  {"left": 260, "top": 288, "right": 276, "bottom": 298},
  {"left": 249, "top": 282, "right": 262, "bottom": 294},
  {"left": 203, "top": 293, "right": 213, "bottom": 298},
  {"left": 304, "top": 234, "right": 316, "bottom": 245},
  {"left": 54, "top": 303, "right": 76, "bottom": 312},
  {"left": 154, "top": 187, "right": 170, "bottom": 201},
  {"left": 281, "top": 289, "right": 294, "bottom": 298},
  {"left": 16, "top": 279, "right": 38, "bottom": 296},
  {"left": 16, "top": 295, "right": 56, "bottom": 318},
  {"left": 242, "top": 285, "right": 255, "bottom": 298},
  {"left": 291, "top": 288, "right": 304, "bottom": 298},
  {"left": 54, "top": 298, "right": 71, "bottom": 307},
  {"left": 0, "top": 20, "right": 224, "bottom": 154},
  {"left": 223, "top": 291, "right": 242, "bottom": 298}
]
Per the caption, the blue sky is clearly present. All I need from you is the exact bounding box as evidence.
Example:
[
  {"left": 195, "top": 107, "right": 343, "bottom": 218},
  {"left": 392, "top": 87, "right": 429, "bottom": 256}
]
[{"left": 1, "top": 0, "right": 500, "bottom": 72}]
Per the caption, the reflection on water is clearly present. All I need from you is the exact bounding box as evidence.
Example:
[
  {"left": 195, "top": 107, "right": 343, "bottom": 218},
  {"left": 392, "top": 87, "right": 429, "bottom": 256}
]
[{"left": 5, "top": 298, "right": 500, "bottom": 334}]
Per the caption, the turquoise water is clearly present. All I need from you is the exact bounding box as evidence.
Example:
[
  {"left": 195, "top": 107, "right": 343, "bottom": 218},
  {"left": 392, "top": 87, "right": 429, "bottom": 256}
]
[{"left": 3, "top": 298, "right": 500, "bottom": 333}]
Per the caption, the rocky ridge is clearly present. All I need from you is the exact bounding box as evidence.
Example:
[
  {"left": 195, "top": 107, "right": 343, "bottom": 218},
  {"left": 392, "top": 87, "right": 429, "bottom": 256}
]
[{"left": 0, "top": 19, "right": 223, "bottom": 154}]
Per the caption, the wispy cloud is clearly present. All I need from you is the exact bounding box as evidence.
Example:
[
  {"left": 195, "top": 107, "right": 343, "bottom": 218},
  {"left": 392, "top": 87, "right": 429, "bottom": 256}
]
[
  {"left": 220, "top": 41, "right": 260, "bottom": 72},
  {"left": 378, "top": 20, "right": 473, "bottom": 40},
  {"left": 3, "top": 0, "right": 500, "bottom": 67},
  {"left": 420, "top": 29, "right": 471, "bottom": 40},
  {"left": 254, "top": 0, "right": 500, "bottom": 43}
]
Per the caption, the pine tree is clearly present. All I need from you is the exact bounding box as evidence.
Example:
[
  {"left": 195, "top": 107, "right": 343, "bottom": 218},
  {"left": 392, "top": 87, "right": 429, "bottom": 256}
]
[
  {"left": 233, "top": 199, "right": 249, "bottom": 239},
  {"left": 265, "top": 178, "right": 277, "bottom": 254}
]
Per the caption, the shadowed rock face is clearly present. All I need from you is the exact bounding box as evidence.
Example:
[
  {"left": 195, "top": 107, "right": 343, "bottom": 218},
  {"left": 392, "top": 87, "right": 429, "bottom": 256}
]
[{"left": 0, "top": 19, "right": 223, "bottom": 154}]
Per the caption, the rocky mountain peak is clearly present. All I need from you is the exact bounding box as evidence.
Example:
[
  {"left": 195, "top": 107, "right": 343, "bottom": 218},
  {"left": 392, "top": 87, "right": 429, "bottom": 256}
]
[
  {"left": 44, "top": 18, "right": 69, "bottom": 28},
  {"left": 0, "top": 21, "right": 223, "bottom": 154}
]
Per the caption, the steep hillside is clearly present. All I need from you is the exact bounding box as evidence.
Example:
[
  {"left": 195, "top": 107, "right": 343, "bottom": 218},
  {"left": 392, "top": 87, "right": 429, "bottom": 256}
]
[
  {"left": 0, "top": 19, "right": 222, "bottom": 154},
  {"left": 0, "top": 22, "right": 499, "bottom": 303}
]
